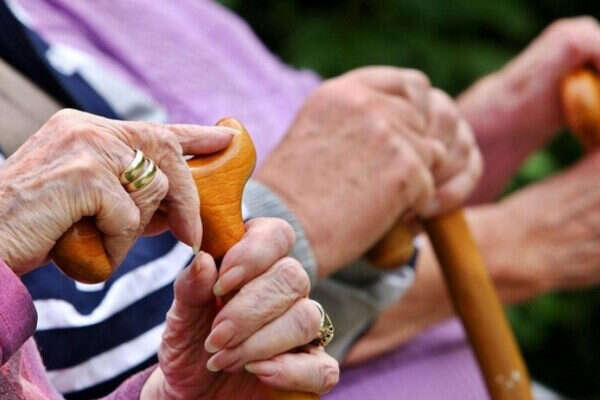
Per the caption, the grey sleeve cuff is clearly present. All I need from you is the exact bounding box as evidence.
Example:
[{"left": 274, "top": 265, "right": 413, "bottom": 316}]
[
  {"left": 242, "top": 179, "right": 318, "bottom": 284},
  {"left": 242, "top": 179, "right": 421, "bottom": 362}
]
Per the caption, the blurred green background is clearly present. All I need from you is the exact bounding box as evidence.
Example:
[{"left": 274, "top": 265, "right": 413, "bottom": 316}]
[{"left": 219, "top": 1, "right": 600, "bottom": 397}]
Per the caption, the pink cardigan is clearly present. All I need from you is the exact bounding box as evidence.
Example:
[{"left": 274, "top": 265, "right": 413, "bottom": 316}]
[{"left": 0, "top": 260, "right": 154, "bottom": 399}]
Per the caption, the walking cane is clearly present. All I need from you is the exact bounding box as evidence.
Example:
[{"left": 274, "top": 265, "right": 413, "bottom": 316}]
[
  {"left": 367, "top": 67, "right": 600, "bottom": 400},
  {"left": 51, "top": 70, "right": 600, "bottom": 400}
]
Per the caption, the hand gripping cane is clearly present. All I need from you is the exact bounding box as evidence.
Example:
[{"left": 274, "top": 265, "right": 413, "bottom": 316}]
[{"left": 51, "top": 118, "right": 319, "bottom": 400}]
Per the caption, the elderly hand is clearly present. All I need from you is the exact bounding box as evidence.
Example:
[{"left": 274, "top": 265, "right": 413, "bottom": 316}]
[
  {"left": 257, "top": 66, "right": 482, "bottom": 276},
  {"left": 460, "top": 17, "right": 600, "bottom": 202},
  {"left": 141, "top": 218, "right": 340, "bottom": 399},
  {"left": 0, "top": 109, "right": 234, "bottom": 275},
  {"left": 485, "top": 151, "right": 600, "bottom": 298}
]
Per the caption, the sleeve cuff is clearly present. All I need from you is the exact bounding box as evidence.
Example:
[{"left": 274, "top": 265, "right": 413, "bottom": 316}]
[
  {"left": 101, "top": 365, "right": 157, "bottom": 400},
  {"left": 242, "top": 179, "right": 318, "bottom": 284},
  {"left": 0, "top": 259, "right": 37, "bottom": 365}
]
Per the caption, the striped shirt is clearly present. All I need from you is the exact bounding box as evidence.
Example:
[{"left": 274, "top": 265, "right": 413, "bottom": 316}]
[{"left": 1, "top": 1, "right": 418, "bottom": 397}]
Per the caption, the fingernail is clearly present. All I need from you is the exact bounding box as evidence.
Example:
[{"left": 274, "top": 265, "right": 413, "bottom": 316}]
[
  {"left": 206, "top": 350, "right": 239, "bottom": 373},
  {"left": 245, "top": 361, "right": 277, "bottom": 377},
  {"left": 214, "top": 266, "right": 245, "bottom": 296},
  {"left": 192, "top": 244, "right": 200, "bottom": 255},
  {"left": 206, "top": 355, "right": 221, "bottom": 372},
  {"left": 204, "top": 320, "right": 235, "bottom": 353}
]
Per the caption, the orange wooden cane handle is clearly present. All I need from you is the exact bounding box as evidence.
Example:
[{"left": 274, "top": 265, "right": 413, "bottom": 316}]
[
  {"left": 50, "top": 117, "right": 256, "bottom": 283},
  {"left": 51, "top": 118, "right": 318, "bottom": 399},
  {"left": 561, "top": 68, "right": 600, "bottom": 147}
]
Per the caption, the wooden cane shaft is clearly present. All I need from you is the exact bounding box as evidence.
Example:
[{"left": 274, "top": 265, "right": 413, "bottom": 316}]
[{"left": 425, "top": 210, "right": 532, "bottom": 399}]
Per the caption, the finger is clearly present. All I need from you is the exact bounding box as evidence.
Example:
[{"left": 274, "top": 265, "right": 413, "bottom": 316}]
[
  {"left": 421, "top": 130, "right": 483, "bottom": 217},
  {"left": 246, "top": 346, "right": 340, "bottom": 395},
  {"left": 350, "top": 66, "right": 431, "bottom": 114},
  {"left": 214, "top": 218, "right": 296, "bottom": 296},
  {"left": 128, "top": 161, "right": 169, "bottom": 236},
  {"left": 161, "top": 252, "right": 217, "bottom": 358},
  {"left": 167, "top": 124, "right": 235, "bottom": 155},
  {"left": 119, "top": 122, "right": 205, "bottom": 250},
  {"left": 393, "top": 135, "right": 436, "bottom": 216},
  {"left": 205, "top": 257, "right": 310, "bottom": 354},
  {"left": 206, "top": 298, "right": 321, "bottom": 372},
  {"left": 380, "top": 94, "right": 427, "bottom": 133},
  {"left": 426, "top": 88, "right": 460, "bottom": 147},
  {"left": 93, "top": 175, "right": 141, "bottom": 267},
  {"left": 171, "top": 251, "right": 218, "bottom": 315},
  {"left": 143, "top": 210, "right": 169, "bottom": 236}
]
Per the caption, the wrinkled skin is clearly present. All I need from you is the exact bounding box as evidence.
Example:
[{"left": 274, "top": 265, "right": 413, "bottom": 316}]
[
  {"left": 258, "top": 67, "right": 483, "bottom": 277},
  {"left": 461, "top": 16, "right": 600, "bottom": 203},
  {"left": 0, "top": 109, "right": 234, "bottom": 274},
  {"left": 142, "top": 245, "right": 339, "bottom": 399}
]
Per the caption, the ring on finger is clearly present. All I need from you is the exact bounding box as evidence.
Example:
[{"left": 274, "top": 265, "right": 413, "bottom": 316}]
[
  {"left": 120, "top": 150, "right": 146, "bottom": 184},
  {"left": 120, "top": 150, "right": 158, "bottom": 192},
  {"left": 310, "top": 300, "right": 335, "bottom": 347}
]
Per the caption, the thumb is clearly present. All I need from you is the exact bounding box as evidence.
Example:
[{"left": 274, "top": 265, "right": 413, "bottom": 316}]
[{"left": 171, "top": 251, "right": 218, "bottom": 319}]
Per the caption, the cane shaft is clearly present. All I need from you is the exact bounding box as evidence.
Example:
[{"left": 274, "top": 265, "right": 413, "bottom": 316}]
[{"left": 425, "top": 211, "right": 532, "bottom": 399}]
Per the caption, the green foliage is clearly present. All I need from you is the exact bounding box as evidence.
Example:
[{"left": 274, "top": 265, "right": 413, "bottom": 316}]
[{"left": 219, "top": 0, "right": 600, "bottom": 397}]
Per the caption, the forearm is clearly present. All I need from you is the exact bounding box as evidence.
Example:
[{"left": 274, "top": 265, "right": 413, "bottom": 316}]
[{"left": 458, "top": 73, "right": 553, "bottom": 204}]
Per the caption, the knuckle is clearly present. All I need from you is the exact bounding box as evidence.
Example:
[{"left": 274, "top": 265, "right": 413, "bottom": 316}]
[
  {"left": 267, "top": 218, "right": 296, "bottom": 253},
  {"left": 155, "top": 128, "right": 182, "bottom": 154},
  {"left": 120, "top": 208, "right": 141, "bottom": 233},
  {"left": 320, "top": 360, "right": 340, "bottom": 393},
  {"left": 276, "top": 258, "right": 310, "bottom": 296},
  {"left": 402, "top": 68, "right": 431, "bottom": 89},
  {"left": 430, "top": 89, "right": 459, "bottom": 123},
  {"left": 48, "top": 108, "right": 81, "bottom": 126},
  {"left": 293, "top": 299, "right": 321, "bottom": 342}
]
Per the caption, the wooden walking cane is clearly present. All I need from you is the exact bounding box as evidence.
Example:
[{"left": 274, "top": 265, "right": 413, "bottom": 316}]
[
  {"left": 51, "top": 118, "right": 318, "bottom": 400},
  {"left": 368, "top": 68, "right": 600, "bottom": 400}
]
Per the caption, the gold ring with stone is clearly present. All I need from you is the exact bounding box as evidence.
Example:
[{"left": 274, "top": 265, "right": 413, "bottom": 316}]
[{"left": 310, "top": 300, "right": 334, "bottom": 347}]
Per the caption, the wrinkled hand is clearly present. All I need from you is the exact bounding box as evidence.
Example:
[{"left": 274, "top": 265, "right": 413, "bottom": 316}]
[
  {"left": 257, "top": 67, "right": 482, "bottom": 276},
  {"left": 141, "top": 218, "right": 339, "bottom": 399},
  {"left": 460, "top": 17, "right": 600, "bottom": 198},
  {"left": 0, "top": 109, "right": 234, "bottom": 274},
  {"left": 492, "top": 151, "right": 600, "bottom": 296}
]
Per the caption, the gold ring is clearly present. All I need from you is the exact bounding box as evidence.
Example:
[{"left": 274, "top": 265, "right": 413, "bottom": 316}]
[
  {"left": 310, "top": 300, "right": 334, "bottom": 347},
  {"left": 125, "top": 159, "right": 157, "bottom": 192},
  {"left": 120, "top": 150, "right": 146, "bottom": 184}
]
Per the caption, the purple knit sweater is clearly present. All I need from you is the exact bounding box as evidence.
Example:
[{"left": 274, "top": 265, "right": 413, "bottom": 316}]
[{"left": 0, "top": 260, "right": 153, "bottom": 399}]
